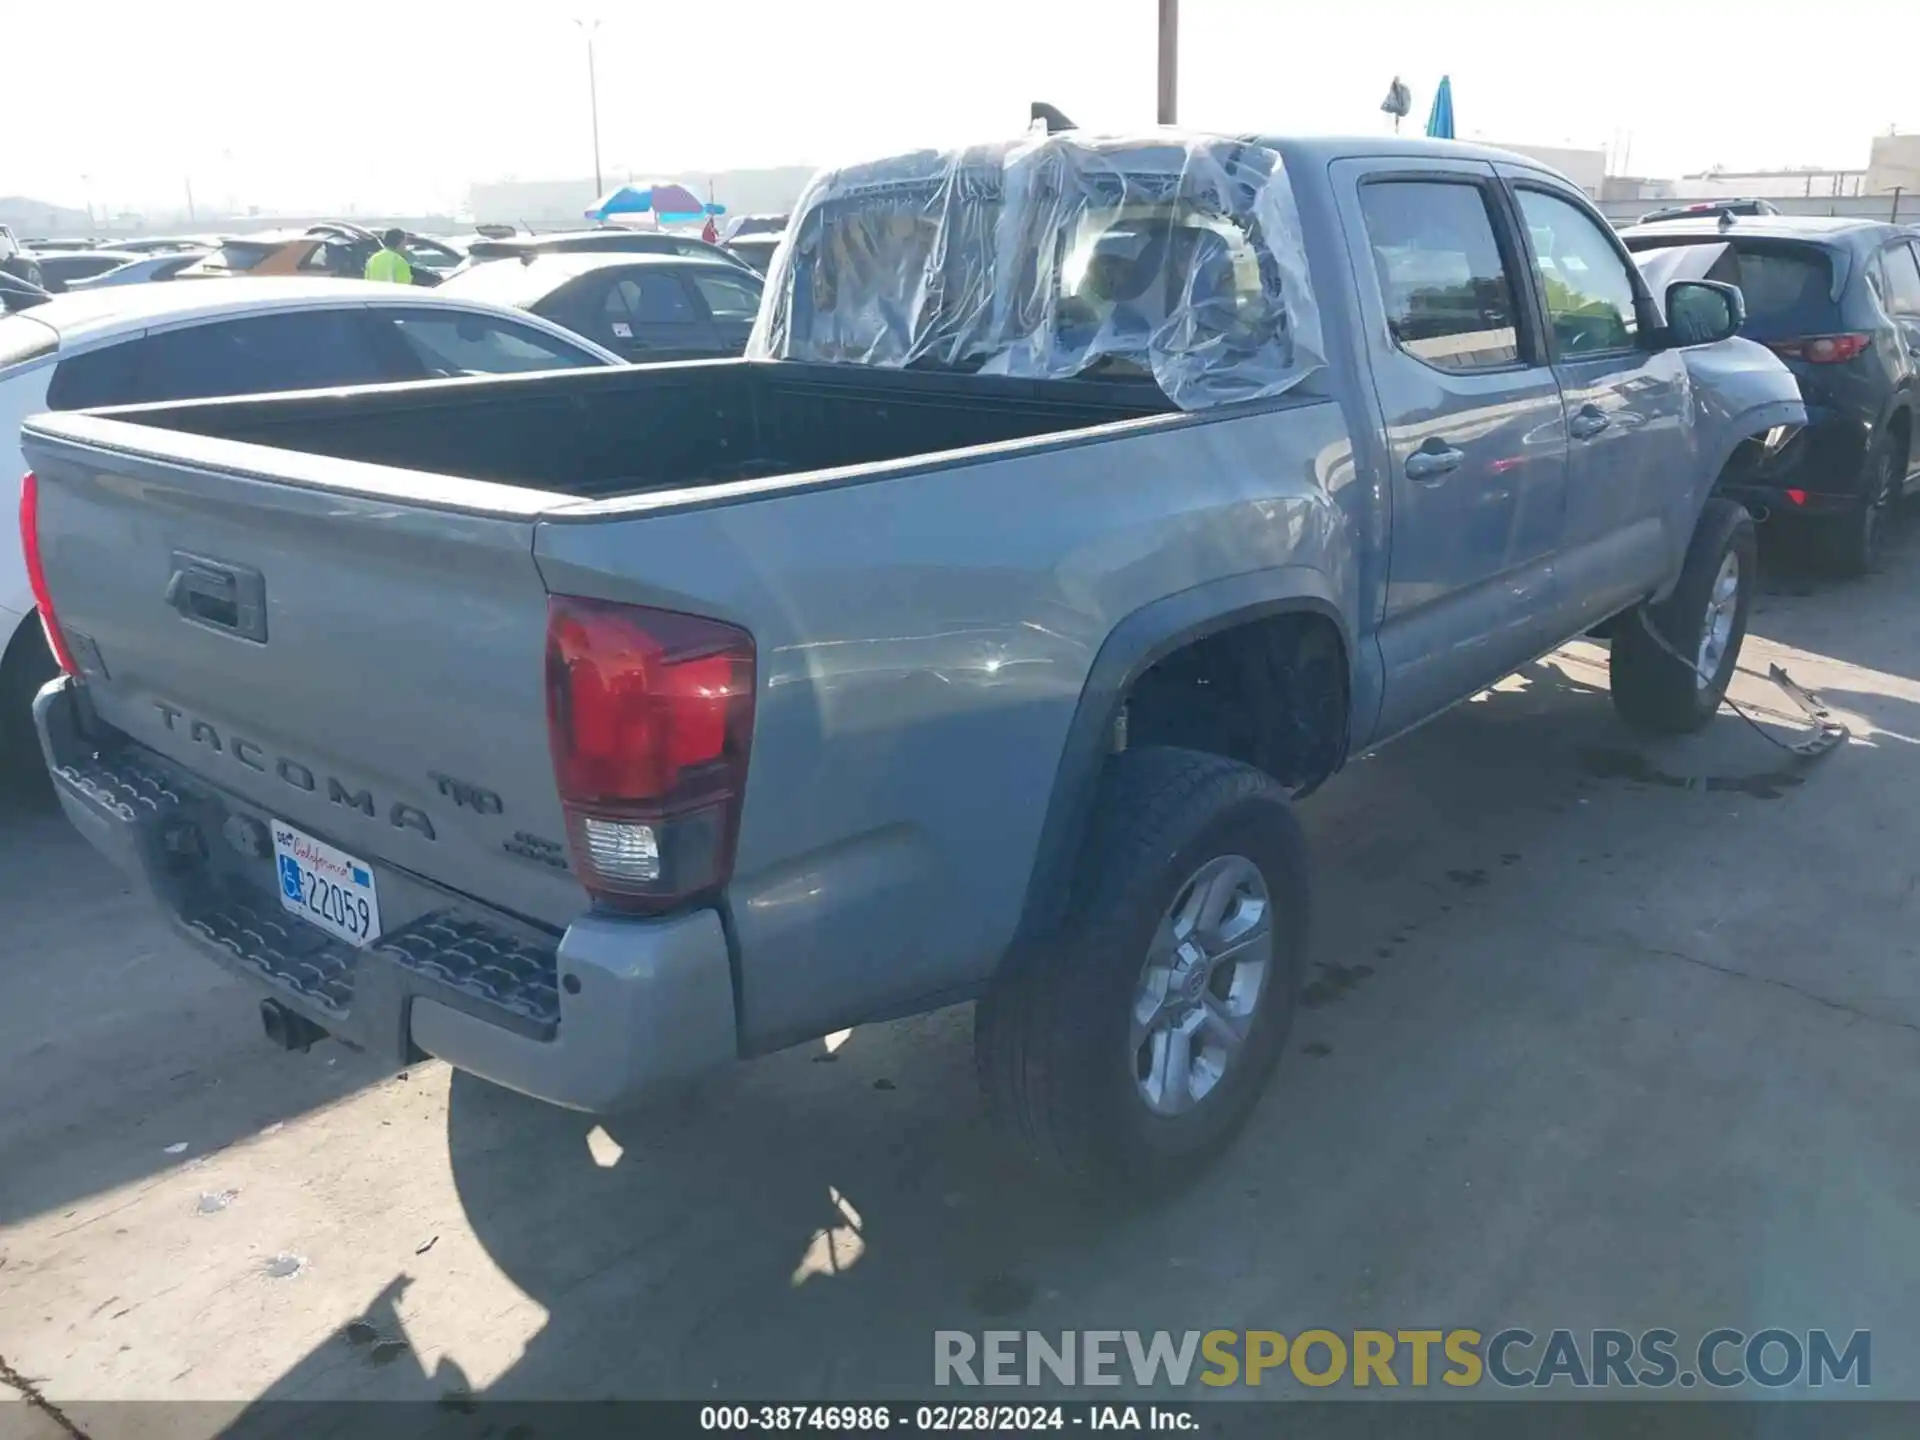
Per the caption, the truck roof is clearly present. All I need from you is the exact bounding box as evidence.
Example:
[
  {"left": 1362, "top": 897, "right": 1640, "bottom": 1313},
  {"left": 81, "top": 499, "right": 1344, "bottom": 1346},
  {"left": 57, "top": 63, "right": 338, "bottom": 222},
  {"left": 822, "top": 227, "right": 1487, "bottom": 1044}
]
[
  {"left": 810, "top": 133, "right": 1586, "bottom": 196},
  {"left": 1254, "top": 134, "right": 1578, "bottom": 174}
]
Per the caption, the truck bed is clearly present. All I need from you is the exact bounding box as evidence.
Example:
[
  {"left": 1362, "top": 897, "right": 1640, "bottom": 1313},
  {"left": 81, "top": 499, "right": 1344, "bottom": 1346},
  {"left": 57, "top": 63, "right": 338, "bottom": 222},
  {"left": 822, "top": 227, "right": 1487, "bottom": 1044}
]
[{"left": 111, "top": 359, "right": 1173, "bottom": 499}]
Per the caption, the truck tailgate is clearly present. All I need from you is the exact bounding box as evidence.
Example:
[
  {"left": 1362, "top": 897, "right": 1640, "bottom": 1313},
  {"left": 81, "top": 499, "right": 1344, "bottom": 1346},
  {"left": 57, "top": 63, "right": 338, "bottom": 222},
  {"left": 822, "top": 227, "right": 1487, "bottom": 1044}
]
[{"left": 22, "top": 418, "right": 584, "bottom": 932}]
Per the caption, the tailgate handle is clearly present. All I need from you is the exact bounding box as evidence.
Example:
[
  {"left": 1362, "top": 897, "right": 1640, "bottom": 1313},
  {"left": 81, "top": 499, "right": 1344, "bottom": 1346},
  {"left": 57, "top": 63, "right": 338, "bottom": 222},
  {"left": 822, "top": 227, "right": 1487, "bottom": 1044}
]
[{"left": 165, "top": 552, "right": 268, "bottom": 643}]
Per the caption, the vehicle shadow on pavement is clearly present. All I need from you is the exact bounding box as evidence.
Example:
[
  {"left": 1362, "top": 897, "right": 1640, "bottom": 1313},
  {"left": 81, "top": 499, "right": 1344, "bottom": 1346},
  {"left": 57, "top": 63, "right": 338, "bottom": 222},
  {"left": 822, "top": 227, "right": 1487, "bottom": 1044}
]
[
  {"left": 0, "top": 795, "right": 399, "bottom": 1230},
  {"left": 209, "top": 604, "right": 1920, "bottom": 1424}
]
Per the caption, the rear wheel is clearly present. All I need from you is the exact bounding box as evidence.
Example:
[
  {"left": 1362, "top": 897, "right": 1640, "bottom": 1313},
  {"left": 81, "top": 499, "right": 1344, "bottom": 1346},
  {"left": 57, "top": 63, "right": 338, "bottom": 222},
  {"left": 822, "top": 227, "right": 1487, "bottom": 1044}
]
[
  {"left": 1816, "top": 439, "right": 1898, "bottom": 577},
  {"left": 1610, "top": 497, "right": 1757, "bottom": 736},
  {"left": 975, "top": 746, "right": 1308, "bottom": 1194}
]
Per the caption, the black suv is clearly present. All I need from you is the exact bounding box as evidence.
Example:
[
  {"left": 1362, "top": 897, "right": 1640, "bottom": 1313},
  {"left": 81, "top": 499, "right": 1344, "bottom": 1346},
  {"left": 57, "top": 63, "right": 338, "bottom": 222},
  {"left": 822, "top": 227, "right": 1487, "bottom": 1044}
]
[{"left": 1623, "top": 215, "right": 1920, "bottom": 573}]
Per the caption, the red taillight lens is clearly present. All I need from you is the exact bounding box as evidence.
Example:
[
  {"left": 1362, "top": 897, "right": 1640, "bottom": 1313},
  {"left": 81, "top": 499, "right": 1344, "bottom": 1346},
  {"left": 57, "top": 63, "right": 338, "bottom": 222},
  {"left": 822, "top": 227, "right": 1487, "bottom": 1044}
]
[
  {"left": 1769, "top": 333, "right": 1871, "bottom": 364},
  {"left": 545, "top": 595, "right": 755, "bottom": 912},
  {"left": 17, "top": 472, "right": 76, "bottom": 675}
]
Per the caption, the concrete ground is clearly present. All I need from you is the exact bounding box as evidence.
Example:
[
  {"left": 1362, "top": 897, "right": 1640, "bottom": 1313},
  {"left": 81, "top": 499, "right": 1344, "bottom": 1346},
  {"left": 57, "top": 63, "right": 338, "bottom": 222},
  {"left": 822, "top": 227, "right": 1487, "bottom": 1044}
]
[{"left": 3, "top": 529, "right": 1919, "bottom": 1431}]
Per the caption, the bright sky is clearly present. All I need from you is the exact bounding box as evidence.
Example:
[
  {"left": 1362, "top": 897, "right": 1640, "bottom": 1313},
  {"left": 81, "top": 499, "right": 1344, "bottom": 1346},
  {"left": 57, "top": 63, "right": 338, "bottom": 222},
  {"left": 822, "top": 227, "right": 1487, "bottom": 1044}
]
[{"left": 9, "top": 0, "right": 1916, "bottom": 217}]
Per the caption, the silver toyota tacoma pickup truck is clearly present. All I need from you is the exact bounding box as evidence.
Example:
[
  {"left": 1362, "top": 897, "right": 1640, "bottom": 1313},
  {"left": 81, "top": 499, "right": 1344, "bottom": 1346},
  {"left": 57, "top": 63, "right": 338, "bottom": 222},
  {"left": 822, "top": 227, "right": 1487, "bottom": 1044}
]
[{"left": 21, "top": 133, "right": 1804, "bottom": 1189}]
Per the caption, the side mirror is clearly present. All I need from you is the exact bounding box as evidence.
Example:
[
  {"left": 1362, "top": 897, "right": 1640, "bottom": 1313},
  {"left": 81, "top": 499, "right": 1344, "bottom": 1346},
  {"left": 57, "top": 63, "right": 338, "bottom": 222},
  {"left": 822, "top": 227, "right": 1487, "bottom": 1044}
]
[{"left": 1664, "top": 279, "right": 1745, "bottom": 347}]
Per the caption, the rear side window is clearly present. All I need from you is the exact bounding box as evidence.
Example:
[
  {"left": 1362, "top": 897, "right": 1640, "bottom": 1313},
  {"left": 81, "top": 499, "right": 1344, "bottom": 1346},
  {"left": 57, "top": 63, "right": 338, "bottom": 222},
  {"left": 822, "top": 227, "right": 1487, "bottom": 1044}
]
[
  {"left": 1883, "top": 243, "right": 1920, "bottom": 318},
  {"left": 1357, "top": 179, "right": 1522, "bottom": 372},
  {"left": 610, "top": 273, "right": 699, "bottom": 323},
  {"left": 46, "top": 343, "right": 139, "bottom": 409},
  {"left": 690, "top": 272, "right": 763, "bottom": 319},
  {"left": 376, "top": 309, "right": 604, "bottom": 375},
  {"left": 131, "top": 310, "right": 391, "bottom": 402}
]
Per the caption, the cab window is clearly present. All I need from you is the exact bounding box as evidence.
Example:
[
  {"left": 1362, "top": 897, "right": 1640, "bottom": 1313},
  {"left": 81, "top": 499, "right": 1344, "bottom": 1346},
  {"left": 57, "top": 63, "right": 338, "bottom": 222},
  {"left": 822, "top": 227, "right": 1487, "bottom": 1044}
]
[
  {"left": 1358, "top": 179, "right": 1523, "bottom": 372},
  {"left": 1515, "top": 188, "right": 1640, "bottom": 353}
]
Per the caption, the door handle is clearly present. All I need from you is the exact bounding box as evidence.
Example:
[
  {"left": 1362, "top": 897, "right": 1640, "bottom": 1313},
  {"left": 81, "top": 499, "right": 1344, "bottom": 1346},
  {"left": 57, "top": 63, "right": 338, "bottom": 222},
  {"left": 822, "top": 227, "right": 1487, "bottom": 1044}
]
[
  {"left": 1569, "top": 406, "right": 1611, "bottom": 440},
  {"left": 165, "top": 551, "right": 268, "bottom": 642},
  {"left": 1404, "top": 444, "right": 1465, "bottom": 482}
]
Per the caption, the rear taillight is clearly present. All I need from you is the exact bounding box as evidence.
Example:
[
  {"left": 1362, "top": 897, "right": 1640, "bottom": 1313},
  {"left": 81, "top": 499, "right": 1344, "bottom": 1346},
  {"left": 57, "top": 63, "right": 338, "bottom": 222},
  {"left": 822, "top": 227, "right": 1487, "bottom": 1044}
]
[
  {"left": 544, "top": 595, "right": 755, "bottom": 913},
  {"left": 17, "top": 472, "right": 76, "bottom": 675},
  {"left": 1768, "top": 333, "right": 1871, "bottom": 364}
]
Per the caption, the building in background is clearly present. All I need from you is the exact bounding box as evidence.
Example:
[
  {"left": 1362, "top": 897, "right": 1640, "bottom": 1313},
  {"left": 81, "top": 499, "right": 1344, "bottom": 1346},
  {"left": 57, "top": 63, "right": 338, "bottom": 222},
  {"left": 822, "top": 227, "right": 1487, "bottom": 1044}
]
[
  {"left": 1486, "top": 143, "right": 1607, "bottom": 197},
  {"left": 1673, "top": 166, "right": 1869, "bottom": 199},
  {"left": 0, "top": 196, "right": 95, "bottom": 235},
  {"left": 1866, "top": 132, "right": 1920, "bottom": 209}
]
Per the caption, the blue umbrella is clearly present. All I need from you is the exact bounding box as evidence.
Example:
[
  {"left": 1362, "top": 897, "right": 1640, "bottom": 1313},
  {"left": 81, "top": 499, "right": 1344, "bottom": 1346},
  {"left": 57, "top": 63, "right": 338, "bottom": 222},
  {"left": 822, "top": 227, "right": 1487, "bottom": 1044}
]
[
  {"left": 1426, "top": 76, "right": 1455, "bottom": 139},
  {"left": 585, "top": 182, "right": 726, "bottom": 225}
]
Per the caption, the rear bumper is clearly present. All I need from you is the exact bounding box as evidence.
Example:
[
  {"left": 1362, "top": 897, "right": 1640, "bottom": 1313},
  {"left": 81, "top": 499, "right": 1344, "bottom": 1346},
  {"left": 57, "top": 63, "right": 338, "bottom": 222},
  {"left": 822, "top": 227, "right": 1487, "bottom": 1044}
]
[{"left": 35, "top": 678, "right": 739, "bottom": 1113}]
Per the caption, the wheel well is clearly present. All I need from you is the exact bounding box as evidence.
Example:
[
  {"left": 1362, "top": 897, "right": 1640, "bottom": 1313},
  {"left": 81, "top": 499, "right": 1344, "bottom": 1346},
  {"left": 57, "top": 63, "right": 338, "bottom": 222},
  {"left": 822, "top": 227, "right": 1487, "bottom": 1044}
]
[
  {"left": 1889, "top": 406, "right": 1913, "bottom": 466},
  {"left": 1121, "top": 611, "right": 1349, "bottom": 796}
]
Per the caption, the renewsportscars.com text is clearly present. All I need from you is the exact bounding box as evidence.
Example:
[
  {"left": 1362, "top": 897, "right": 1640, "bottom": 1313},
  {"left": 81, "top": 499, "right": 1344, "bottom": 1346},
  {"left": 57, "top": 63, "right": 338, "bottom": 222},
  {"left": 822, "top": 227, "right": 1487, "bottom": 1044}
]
[{"left": 934, "top": 1328, "right": 1871, "bottom": 1390}]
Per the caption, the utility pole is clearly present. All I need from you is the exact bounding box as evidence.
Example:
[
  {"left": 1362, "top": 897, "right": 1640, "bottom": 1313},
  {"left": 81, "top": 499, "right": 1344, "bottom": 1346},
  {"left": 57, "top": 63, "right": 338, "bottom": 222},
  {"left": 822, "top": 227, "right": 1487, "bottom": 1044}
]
[
  {"left": 575, "top": 18, "right": 604, "bottom": 196},
  {"left": 1157, "top": 0, "right": 1178, "bottom": 125},
  {"left": 184, "top": 177, "right": 197, "bottom": 224}
]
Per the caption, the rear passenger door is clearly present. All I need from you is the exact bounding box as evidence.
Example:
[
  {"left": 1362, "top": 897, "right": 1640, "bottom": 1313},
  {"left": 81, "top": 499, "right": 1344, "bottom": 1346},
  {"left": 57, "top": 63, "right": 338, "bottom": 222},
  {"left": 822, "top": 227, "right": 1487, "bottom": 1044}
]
[
  {"left": 1335, "top": 158, "right": 1570, "bottom": 742},
  {"left": 1502, "top": 174, "right": 1689, "bottom": 632},
  {"left": 594, "top": 268, "right": 719, "bottom": 362}
]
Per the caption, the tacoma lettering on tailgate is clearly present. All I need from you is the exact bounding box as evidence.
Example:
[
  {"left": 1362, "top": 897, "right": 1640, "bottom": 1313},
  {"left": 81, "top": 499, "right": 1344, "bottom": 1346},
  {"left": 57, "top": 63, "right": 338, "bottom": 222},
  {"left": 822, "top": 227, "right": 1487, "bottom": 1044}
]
[{"left": 153, "top": 701, "right": 439, "bottom": 840}]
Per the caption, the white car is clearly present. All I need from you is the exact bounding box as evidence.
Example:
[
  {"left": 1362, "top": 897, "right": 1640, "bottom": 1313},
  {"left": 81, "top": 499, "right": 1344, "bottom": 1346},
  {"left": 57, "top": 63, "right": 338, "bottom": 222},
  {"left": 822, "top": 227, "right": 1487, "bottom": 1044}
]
[{"left": 0, "top": 278, "right": 623, "bottom": 787}]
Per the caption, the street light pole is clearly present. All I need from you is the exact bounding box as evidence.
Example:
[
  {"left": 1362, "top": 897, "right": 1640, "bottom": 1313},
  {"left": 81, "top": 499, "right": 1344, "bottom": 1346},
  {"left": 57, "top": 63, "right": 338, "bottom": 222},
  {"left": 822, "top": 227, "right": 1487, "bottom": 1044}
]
[
  {"left": 575, "top": 19, "right": 604, "bottom": 196},
  {"left": 1157, "top": 0, "right": 1178, "bottom": 125}
]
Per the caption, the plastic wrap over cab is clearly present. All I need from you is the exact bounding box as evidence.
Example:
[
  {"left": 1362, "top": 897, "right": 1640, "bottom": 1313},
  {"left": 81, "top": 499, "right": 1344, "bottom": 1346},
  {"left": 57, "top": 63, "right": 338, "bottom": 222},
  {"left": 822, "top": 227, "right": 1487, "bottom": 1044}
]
[{"left": 747, "top": 132, "right": 1325, "bottom": 410}]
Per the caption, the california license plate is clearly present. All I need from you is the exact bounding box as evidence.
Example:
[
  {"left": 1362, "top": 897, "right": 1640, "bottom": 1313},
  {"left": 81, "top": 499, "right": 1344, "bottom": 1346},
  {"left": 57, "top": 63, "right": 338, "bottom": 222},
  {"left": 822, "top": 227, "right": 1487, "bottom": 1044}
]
[{"left": 273, "top": 821, "right": 382, "bottom": 948}]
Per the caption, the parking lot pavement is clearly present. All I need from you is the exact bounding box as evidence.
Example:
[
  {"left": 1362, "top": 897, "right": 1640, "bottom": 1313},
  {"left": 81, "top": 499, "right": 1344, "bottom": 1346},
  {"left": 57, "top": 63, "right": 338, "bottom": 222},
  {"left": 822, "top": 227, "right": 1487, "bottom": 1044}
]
[{"left": 3, "top": 536, "right": 1920, "bottom": 1422}]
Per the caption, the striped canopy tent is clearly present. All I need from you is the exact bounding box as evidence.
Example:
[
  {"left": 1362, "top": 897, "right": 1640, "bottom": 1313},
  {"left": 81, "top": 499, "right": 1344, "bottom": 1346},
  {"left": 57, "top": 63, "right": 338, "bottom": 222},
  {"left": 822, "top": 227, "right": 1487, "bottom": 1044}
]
[{"left": 585, "top": 182, "right": 725, "bottom": 225}]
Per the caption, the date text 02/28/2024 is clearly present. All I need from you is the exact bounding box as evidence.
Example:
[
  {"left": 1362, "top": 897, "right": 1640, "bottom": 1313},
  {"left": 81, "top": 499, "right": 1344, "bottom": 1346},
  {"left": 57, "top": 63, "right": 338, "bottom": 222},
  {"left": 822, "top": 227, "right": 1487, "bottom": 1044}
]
[{"left": 698, "top": 1405, "right": 1195, "bottom": 1432}]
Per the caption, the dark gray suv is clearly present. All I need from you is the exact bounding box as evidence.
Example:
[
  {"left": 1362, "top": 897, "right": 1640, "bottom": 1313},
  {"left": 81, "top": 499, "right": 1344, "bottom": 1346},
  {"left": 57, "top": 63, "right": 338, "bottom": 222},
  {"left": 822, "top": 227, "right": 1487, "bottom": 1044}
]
[{"left": 1624, "top": 215, "right": 1920, "bottom": 574}]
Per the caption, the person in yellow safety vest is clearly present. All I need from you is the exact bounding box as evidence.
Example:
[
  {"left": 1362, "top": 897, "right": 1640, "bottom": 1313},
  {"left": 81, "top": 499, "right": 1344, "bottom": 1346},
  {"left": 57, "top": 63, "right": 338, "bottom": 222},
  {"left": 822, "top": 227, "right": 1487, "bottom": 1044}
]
[{"left": 364, "top": 229, "right": 413, "bottom": 284}]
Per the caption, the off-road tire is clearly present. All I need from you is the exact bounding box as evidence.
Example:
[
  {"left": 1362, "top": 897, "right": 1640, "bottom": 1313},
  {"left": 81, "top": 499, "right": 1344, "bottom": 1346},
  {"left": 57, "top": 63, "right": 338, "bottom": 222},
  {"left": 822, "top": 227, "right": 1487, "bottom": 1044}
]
[
  {"left": 1610, "top": 497, "right": 1757, "bottom": 735},
  {"left": 975, "top": 746, "right": 1309, "bottom": 1195}
]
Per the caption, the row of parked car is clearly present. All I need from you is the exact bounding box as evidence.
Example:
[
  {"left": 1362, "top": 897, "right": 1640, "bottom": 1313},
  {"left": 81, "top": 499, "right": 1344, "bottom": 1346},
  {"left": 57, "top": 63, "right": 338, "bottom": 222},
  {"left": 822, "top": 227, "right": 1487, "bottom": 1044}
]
[
  {"left": 1, "top": 214, "right": 789, "bottom": 293},
  {"left": 0, "top": 213, "right": 793, "bottom": 782}
]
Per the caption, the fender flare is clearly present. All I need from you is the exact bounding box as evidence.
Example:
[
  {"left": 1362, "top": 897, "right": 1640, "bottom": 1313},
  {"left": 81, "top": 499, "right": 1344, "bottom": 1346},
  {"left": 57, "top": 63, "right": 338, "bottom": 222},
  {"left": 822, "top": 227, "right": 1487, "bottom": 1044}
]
[
  {"left": 1708, "top": 398, "right": 1809, "bottom": 486},
  {"left": 1009, "top": 567, "right": 1355, "bottom": 955}
]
